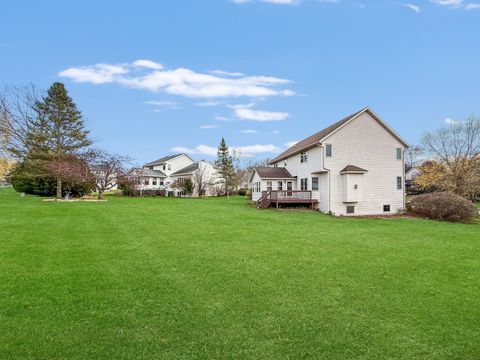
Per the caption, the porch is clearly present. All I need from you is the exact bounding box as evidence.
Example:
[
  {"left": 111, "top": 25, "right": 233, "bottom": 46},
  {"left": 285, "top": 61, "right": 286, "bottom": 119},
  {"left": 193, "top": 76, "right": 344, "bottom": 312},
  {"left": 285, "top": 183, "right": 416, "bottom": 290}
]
[{"left": 257, "top": 190, "right": 318, "bottom": 209}]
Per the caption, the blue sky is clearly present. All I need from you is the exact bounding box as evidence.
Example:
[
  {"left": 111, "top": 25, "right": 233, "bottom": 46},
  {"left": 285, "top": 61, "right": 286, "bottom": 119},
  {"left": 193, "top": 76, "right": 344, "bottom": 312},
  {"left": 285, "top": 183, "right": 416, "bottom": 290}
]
[{"left": 1, "top": 0, "right": 479, "bottom": 164}]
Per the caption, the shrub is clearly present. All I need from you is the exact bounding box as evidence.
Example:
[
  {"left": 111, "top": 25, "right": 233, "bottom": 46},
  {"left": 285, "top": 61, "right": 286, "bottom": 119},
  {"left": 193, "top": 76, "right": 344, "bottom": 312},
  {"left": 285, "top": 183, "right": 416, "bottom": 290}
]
[
  {"left": 237, "top": 188, "right": 249, "bottom": 196},
  {"left": 408, "top": 192, "right": 478, "bottom": 223}
]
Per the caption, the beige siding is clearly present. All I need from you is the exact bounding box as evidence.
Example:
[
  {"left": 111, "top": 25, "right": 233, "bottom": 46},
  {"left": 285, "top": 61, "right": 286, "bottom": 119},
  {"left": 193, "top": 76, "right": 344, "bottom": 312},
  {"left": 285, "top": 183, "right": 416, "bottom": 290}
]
[{"left": 323, "top": 112, "right": 406, "bottom": 216}]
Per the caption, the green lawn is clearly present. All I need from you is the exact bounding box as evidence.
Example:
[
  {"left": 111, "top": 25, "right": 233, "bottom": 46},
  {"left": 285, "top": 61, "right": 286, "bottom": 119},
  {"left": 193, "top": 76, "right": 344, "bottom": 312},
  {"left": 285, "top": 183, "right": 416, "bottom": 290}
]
[{"left": 1, "top": 188, "right": 479, "bottom": 359}]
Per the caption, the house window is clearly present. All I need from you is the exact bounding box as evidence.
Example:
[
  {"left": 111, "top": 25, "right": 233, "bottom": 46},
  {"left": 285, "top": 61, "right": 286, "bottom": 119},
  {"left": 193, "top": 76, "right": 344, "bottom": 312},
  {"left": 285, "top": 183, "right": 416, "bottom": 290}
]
[
  {"left": 300, "top": 151, "right": 308, "bottom": 163},
  {"left": 312, "top": 177, "right": 319, "bottom": 190},
  {"left": 300, "top": 178, "right": 308, "bottom": 191},
  {"left": 346, "top": 206, "right": 355, "bottom": 214},
  {"left": 162, "top": 165, "right": 166, "bottom": 170},
  {"left": 168, "top": 164, "right": 171, "bottom": 171},
  {"left": 273, "top": 163, "right": 278, "bottom": 168},
  {"left": 160, "top": 181, "right": 164, "bottom": 186},
  {"left": 149, "top": 166, "right": 153, "bottom": 170},
  {"left": 257, "top": 182, "right": 261, "bottom": 192},
  {"left": 326, "top": 144, "right": 332, "bottom": 157},
  {"left": 284, "top": 160, "right": 287, "bottom": 166},
  {"left": 267, "top": 181, "right": 272, "bottom": 191},
  {"left": 397, "top": 176, "right": 402, "bottom": 190},
  {"left": 383, "top": 205, "right": 391, "bottom": 212},
  {"left": 396, "top": 148, "right": 402, "bottom": 160},
  {"left": 152, "top": 178, "right": 157, "bottom": 186},
  {"left": 277, "top": 181, "right": 283, "bottom": 191},
  {"left": 144, "top": 179, "right": 149, "bottom": 185}
]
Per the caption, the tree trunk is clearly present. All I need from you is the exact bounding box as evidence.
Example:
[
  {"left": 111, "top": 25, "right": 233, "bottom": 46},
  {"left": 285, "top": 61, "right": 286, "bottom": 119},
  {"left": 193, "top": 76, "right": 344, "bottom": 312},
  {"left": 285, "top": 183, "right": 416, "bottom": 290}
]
[
  {"left": 56, "top": 179, "right": 62, "bottom": 199},
  {"left": 98, "top": 190, "right": 104, "bottom": 200}
]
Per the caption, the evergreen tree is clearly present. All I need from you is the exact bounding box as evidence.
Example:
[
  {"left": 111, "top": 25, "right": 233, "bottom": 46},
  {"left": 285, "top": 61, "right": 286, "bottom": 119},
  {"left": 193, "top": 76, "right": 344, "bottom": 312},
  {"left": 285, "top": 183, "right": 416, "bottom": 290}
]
[
  {"left": 32, "top": 82, "right": 92, "bottom": 198},
  {"left": 214, "top": 137, "right": 236, "bottom": 197}
]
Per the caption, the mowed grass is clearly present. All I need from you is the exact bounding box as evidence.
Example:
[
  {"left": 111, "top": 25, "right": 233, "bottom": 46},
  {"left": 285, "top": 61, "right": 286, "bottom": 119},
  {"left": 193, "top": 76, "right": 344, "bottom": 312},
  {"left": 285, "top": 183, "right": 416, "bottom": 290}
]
[{"left": 0, "top": 189, "right": 479, "bottom": 360}]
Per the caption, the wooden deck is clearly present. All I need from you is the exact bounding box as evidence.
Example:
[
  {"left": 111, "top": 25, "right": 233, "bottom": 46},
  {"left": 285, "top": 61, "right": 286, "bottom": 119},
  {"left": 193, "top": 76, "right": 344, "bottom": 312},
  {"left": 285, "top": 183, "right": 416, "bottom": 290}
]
[{"left": 257, "top": 190, "right": 318, "bottom": 209}]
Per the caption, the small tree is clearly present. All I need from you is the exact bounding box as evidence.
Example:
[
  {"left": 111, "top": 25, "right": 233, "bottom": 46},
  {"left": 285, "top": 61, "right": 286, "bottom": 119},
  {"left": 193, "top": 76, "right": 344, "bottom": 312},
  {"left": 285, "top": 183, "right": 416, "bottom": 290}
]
[
  {"left": 214, "top": 137, "right": 236, "bottom": 197},
  {"left": 183, "top": 177, "right": 194, "bottom": 196},
  {"left": 90, "top": 150, "right": 129, "bottom": 200},
  {"left": 193, "top": 163, "right": 213, "bottom": 197}
]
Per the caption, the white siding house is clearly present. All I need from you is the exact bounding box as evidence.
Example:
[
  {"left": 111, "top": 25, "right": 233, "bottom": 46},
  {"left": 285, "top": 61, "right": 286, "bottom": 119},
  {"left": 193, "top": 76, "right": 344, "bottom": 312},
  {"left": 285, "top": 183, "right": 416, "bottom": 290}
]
[
  {"left": 252, "top": 107, "right": 409, "bottom": 216},
  {"left": 136, "top": 154, "right": 219, "bottom": 196}
]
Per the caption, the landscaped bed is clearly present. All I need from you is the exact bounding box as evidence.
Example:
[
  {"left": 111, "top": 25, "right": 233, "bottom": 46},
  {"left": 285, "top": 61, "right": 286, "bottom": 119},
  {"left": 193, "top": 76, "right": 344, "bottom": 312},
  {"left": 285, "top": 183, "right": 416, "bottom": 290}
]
[{"left": 1, "top": 188, "right": 479, "bottom": 359}]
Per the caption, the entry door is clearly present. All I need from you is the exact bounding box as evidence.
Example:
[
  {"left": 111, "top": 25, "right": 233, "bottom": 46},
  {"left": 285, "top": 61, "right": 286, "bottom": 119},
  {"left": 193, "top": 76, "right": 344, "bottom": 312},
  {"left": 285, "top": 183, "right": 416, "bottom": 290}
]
[{"left": 287, "top": 181, "right": 293, "bottom": 196}]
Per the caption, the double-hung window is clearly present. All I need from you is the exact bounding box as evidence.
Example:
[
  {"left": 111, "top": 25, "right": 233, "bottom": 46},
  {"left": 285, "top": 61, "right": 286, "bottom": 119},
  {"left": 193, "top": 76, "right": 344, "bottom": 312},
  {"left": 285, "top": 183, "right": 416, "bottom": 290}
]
[
  {"left": 326, "top": 144, "right": 332, "bottom": 157},
  {"left": 396, "top": 148, "right": 402, "bottom": 160},
  {"left": 312, "top": 177, "right": 319, "bottom": 190},
  {"left": 277, "top": 181, "right": 283, "bottom": 191},
  {"left": 300, "top": 151, "right": 308, "bottom": 163},
  {"left": 301, "top": 178, "right": 308, "bottom": 191},
  {"left": 397, "top": 176, "right": 402, "bottom": 190},
  {"left": 267, "top": 181, "right": 273, "bottom": 191}
]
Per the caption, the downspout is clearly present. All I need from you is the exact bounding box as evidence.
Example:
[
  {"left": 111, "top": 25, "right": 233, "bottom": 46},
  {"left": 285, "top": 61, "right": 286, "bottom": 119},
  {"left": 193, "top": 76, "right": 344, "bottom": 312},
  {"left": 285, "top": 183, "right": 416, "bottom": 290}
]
[{"left": 317, "top": 142, "right": 331, "bottom": 213}]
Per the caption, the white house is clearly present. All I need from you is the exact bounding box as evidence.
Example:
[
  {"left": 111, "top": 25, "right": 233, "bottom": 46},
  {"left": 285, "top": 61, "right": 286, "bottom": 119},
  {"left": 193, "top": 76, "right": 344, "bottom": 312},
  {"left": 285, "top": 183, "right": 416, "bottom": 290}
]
[
  {"left": 136, "top": 154, "right": 218, "bottom": 196},
  {"left": 250, "top": 107, "right": 409, "bottom": 216}
]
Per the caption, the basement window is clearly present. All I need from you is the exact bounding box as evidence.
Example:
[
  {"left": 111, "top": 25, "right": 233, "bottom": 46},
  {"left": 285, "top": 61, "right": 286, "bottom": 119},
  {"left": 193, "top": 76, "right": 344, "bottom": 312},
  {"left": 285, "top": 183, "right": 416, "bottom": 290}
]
[
  {"left": 383, "top": 205, "right": 391, "bottom": 212},
  {"left": 346, "top": 206, "right": 355, "bottom": 214}
]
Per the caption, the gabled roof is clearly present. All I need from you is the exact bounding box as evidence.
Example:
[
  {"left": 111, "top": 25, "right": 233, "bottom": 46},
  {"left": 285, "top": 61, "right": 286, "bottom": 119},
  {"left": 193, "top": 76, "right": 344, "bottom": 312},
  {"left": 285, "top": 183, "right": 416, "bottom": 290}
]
[
  {"left": 145, "top": 154, "right": 184, "bottom": 167},
  {"left": 252, "top": 167, "right": 295, "bottom": 180},
  {"left": 269, "top": 107, "right": 409, "bottom": 164},
  {"left": 136, "top": 168, "right": 167, "bottom": 177},
  {"left": 171, "top": 162, "right": 200, "bottom": 176},
  {"left": 340, "top": 165, "right": 368, "bottom": 174}
]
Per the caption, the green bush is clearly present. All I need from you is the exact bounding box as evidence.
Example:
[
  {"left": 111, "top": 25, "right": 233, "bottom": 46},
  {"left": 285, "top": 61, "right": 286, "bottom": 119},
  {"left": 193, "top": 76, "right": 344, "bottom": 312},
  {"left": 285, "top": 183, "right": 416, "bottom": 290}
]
[
  {"left": 408, "top": 192, "right": 478, "bottom": 223},
  {"left": 237, "top": 188, "right": 249, "bottom": 196}
]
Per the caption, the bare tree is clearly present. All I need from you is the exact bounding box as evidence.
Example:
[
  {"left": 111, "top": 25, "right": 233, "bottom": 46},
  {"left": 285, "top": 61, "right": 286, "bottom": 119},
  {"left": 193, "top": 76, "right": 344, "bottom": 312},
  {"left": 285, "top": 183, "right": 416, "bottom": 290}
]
[
  {"left": 193, "top": 164, "right": 212, "bottom": 197},
  {"left": 90, "top": 150, "right": 129, "bottom": 200},
  {"left": 404, "top": 145, "right": 424, "bottom": 168},
  {"left": 420, "top": 116, "right": 480, "bottom": 200},
  {"left": 0, "top": 85, "right": 40, "bottom": 159}
]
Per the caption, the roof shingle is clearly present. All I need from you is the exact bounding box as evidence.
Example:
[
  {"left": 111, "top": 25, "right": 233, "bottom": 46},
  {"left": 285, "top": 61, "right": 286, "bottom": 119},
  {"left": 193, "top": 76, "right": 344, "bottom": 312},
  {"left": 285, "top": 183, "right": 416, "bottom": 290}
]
[{"left": 254, "top": 167, "right": 295, "bottom": 179}]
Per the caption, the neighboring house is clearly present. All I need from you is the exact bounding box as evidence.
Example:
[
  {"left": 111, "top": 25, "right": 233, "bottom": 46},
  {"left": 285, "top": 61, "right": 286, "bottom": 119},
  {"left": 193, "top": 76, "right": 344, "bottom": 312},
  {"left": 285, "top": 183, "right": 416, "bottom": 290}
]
[
  {"left": 250, "top": 107, "right": 409, "bottom": 216},
  {"left": 405, "top": 165, "right": 421, "bottom": 189},
  {"left": 136, "top": 154, "right": 218, "bottom": 196}
]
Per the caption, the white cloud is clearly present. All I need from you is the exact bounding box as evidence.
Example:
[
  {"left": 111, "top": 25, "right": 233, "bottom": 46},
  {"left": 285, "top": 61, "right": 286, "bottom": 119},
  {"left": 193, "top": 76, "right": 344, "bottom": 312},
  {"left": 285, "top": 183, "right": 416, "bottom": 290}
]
[
  {"left": 403, "top": 3, "right": 421, "bottom": 12},
  {"left": 200, "top": 125, "right": 218, "bottom": 129},
  {"left": 171, "top": 143, "right": 281, "bottom": 157},
  {"left": 145, "top": 100, "right": 180, "bottom": 109},
  {"left": 195, "top": 100, "right": 224, "bottom": 107},
  {"left": 59, "top": 60, "right": 295, "bottom": 99},
  {"left": 444, "top": 118, "right": 460, "bottom": 125},
  {"left": 231, "top": 103, "right": 289, "bottom": 121},
  {"left": 132, "top": 59, "right": 163, "bottom": 70},
  {"left": 232, "top": 0, "right": 339, "bottom": 4},
  {"left": 215, "top": 116, "right": 232, "bottom": 121},
  {"left": 241, "top": 129, "right": 258, "bottom": 133},
  {"left": 285, "top": 141, "right": 299, "bottom": 147},
  {"left": 430, "top": 0, "right": 480, "bottom": 9},
  {"left": 209, "top": 70, "right": 244, "bottom": 77}
]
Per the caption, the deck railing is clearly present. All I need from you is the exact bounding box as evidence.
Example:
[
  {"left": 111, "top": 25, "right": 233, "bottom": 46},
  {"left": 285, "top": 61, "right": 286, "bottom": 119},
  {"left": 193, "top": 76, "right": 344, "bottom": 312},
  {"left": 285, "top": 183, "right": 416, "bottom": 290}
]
[{"left": 258, "top": 190, "right": 316, "bottom": 208}]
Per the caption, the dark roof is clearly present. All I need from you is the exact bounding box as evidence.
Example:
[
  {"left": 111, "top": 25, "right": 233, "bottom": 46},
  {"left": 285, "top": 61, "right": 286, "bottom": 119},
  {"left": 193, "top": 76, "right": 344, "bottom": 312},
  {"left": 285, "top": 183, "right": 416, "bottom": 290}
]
[
  {"left": 171, "top": 162, "right": 200, "bottom": 176},
  {"left": 137, "top": 168, "right": 167, "bottom": 177},
  {"left": 145, "top": 154, "right": 182, "bottom": 166},
  {"left": 269, "top": 107, "right": 408, "bottom": 164},
  {"left": 253, "top": 167, "right": 295, "bottom": 179},
  {"left": 340, "top": 165, "right": 368, "bottom": 173}
]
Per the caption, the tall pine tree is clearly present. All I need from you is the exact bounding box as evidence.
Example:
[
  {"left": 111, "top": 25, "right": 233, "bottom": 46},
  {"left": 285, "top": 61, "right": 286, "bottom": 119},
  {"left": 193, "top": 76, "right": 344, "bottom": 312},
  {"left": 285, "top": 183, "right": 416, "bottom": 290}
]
[
  {"left": 214, "top": 137, "right": 236, "bottom": 198},
  {"left": 33, "top": 82, "right": 92, "bottom": 198}
]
